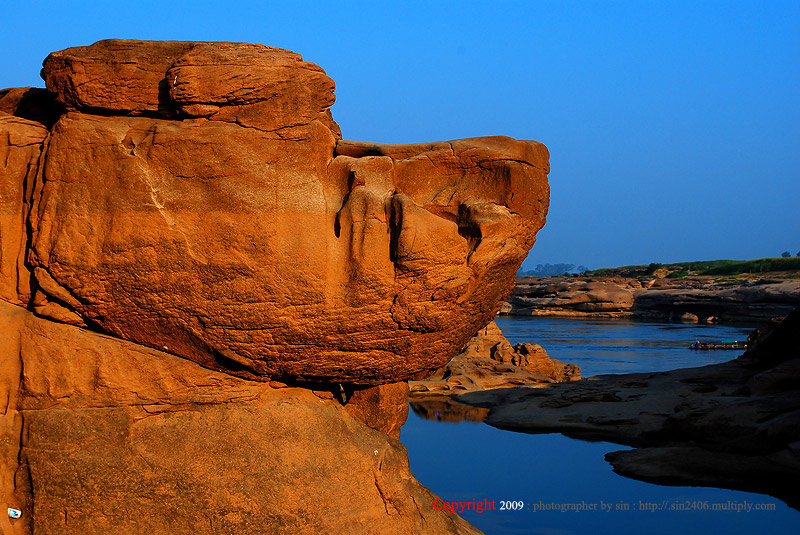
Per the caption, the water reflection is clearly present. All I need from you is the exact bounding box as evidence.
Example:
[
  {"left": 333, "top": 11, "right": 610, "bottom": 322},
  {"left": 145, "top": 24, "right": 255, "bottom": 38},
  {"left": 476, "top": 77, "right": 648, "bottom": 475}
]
[{"left": 409, "top": 398, "right": 490, "bottom": 423}]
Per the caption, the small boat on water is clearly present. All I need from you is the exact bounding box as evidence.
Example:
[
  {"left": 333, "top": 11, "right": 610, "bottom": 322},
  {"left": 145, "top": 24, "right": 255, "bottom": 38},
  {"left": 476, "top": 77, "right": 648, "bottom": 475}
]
[{"left": 689, "top": 340, "right": 747, "bottom": 350}]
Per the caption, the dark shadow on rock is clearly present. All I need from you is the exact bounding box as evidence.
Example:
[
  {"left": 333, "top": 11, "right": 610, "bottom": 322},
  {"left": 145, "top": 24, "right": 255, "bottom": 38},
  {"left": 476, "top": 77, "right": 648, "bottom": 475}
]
[
  {"left": 0, "top": 87, "right": 65, "bottom": 128},
  {"left": 605, "top": 446, "right": 800, "bottom": 511}
]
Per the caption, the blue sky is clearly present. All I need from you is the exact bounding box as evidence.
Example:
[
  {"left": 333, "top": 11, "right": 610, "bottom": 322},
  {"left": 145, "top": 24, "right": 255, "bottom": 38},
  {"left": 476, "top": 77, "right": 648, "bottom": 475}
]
[{"left": 2, "top": 1, "right": 798, "bottom": 269}]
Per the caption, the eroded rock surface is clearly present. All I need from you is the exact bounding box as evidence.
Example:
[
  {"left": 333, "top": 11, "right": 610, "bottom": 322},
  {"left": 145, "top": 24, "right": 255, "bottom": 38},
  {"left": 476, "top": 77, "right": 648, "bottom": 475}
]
[
  {"left": 508, "top": 277, "right": 636, "bottom": 318},
  {"left": 632, "top": 278, "right": 800, "bottom": 324},
  {"left": 41, "top": 40, "right": 340, "bottom": 135},
  {"left": 0, "top": 39, "right": 552, "bottom": 385},
  {"left": 409, "top": 320, "right": 579, "bottom": 397},
  {"left": 0, "top": 113, "right": 46, "bottom": 306},
  {"left": 0, "top": 300, "right": 482, "bottom": 535}
]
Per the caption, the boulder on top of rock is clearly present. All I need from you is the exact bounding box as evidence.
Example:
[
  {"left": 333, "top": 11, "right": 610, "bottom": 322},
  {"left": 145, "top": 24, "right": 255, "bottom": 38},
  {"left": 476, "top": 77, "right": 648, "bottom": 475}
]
[
  {"left": 28, "top": 121, "right": 548, "bottom": 384},
  {"left": 41, "top": 39, "right": 340, "bottom": 136}
]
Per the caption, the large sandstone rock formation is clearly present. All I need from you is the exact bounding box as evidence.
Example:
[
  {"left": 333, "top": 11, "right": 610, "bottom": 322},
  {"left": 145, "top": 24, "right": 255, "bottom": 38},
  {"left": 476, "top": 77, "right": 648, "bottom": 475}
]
[
  {"left": 0, "top": 38, "right": 552, "bottom": 535},
  {"left": 507, "top": 277, "right": 637, "bottom": 318},
  {"left": 2, "top": 39, "right": 550, "bottom": 385},
  {"left": 631, "top": 278, "right": 800, "bottom": 323}
]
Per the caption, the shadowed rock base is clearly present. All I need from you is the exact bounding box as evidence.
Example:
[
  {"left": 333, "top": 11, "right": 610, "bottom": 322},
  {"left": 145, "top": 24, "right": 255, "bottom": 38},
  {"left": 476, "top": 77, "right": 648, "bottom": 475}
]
[
  {"left": 344, "top": 382, "right": 411, "bottom": 440},
  {"left": 605, "top": 446, "right": 798, "bottom": 510}
]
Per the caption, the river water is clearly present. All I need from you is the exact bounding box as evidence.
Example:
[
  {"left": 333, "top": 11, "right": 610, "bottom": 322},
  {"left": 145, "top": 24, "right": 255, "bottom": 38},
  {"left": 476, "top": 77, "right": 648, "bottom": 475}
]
[{"left": 400, "top": 317, "right": 799, "bottom": 535}]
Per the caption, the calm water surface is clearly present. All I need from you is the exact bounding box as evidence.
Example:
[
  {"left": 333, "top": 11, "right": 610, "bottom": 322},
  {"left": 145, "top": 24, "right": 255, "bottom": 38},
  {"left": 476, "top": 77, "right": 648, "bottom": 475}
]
[
  {"left": 496, "top": 316, "right": 755, "bottom": 377},
  {"left": 400, "top": 317, "right": 799, "bottom": 534}
]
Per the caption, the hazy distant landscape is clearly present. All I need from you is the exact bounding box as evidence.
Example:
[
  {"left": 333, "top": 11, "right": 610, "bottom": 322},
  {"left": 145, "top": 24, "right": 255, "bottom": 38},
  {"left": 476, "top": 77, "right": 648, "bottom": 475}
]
[{"left": 521, "top": 255, "right": 800, "bottom": 279}]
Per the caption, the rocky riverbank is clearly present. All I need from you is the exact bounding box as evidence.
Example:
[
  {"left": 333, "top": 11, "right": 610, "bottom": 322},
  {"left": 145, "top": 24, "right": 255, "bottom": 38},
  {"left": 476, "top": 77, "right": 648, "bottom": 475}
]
[
  {"left": 458, "top": 307, "right": 800, "bottom": 509},
  {"left": 504, "top": 276, "right": 800, "bottom": 324}
]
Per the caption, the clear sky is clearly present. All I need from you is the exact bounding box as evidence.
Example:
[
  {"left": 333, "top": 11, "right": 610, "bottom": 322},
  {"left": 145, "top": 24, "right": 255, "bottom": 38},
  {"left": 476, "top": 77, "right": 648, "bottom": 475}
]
[{"left": 2, "top": 1, "right": 798, "bottom": 269}]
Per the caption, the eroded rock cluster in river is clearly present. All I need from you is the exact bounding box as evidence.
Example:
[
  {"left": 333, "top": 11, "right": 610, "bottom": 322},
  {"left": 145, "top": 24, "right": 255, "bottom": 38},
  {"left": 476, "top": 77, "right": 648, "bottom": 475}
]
[
  {"left": 0, "top": 39, "right": 553, "bottom": 534},
  {"left": 409, "top": 320, "right": 580, "bottom": 397}
]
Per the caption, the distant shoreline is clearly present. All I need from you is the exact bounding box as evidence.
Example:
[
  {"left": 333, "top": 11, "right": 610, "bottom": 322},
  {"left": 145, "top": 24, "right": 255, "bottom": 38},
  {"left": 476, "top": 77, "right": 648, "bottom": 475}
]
[
  {"left": 503, "top": 275, "right": 800, "bottom": 326},
  {"left": 521, "top": 256, "right": 800, "bottom": 280}
]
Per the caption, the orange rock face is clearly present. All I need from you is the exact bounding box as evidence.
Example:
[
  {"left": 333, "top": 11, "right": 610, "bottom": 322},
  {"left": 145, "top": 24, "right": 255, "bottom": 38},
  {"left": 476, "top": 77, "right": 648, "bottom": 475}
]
[
  {"left": 344, "top": 382, "right": 411, "bottom": 440},
  {"left": 42, "top": 39, "right": 340, "bottom": 136},
  {"left": 0, "top": 114, "right": 46, "bottom": 306},
  {"left": 0, "top": 300, "right": 481, "bottom": 535},
  {"left": 5, "top": 39, "right": 550, "bottom": 386},
  {"left": 0, "top": 39, "right": 555, "bottom": 535}
]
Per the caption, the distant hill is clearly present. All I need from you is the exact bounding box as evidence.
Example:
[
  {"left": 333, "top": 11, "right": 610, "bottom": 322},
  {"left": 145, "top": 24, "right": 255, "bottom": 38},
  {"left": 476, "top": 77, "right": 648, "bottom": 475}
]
[{"left": 518, "top": 263, "right": 588, "bottom": 277}]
